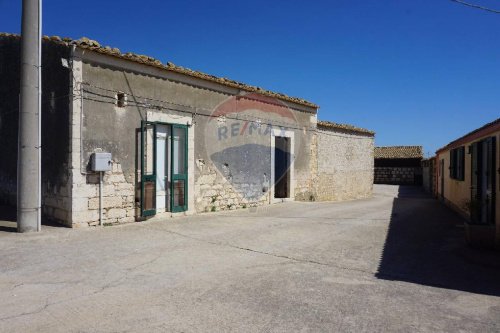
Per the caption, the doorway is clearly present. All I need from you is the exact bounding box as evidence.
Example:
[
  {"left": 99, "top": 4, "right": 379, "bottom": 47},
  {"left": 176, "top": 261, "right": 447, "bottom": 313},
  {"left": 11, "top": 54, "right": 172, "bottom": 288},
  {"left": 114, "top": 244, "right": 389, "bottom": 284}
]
[
  {"left": 274, "top": 136, "right": 291, "bottom": 199},
  {"left": 140, "top": 121, "right": 188, "bottom": 217},
  {"left": 471, "top": 137, "right": 496, "bottom": 224}
]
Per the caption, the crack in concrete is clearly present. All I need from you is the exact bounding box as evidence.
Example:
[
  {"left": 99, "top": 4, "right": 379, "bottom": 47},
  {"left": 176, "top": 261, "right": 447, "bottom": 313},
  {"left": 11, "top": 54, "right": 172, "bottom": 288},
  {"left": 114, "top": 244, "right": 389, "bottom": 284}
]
[
  {"left": 124, "top": 251, "right": 165, "bottom": 273},
  {"left": 153, "top": 228, "right": 377, "bottom": 276},
  {"left": 0, "top": 247, "right": 176, "bottom": 323},
  {"left": 0, "top": 298, "right": 49, "bottom": 321},
  {"left": 0, "top": 271, "right": 130, "bottom": 322},
  {"left": 9, "top": 279, "right": 86, "bottom": 291}
]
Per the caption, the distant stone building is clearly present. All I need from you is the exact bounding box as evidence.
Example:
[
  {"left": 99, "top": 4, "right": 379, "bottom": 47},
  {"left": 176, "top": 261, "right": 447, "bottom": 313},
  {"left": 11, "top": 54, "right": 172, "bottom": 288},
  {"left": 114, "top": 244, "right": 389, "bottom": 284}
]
[{"left": 374, "top": 146, "right": 423, "bottom": 185}]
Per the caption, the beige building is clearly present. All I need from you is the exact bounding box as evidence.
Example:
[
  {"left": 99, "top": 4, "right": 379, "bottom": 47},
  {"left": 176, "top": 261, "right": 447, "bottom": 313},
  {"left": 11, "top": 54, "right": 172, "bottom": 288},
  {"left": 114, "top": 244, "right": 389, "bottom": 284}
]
[{"left": 436, "top": 118, "right": 499, "bottom": 248}]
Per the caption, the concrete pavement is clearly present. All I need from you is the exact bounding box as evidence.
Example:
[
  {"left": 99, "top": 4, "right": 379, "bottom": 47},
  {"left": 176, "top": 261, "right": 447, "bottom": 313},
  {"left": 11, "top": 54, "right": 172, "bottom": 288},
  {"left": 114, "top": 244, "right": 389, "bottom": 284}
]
[{"left": 0, "top": 185, "right": 499, "bottom": 332}]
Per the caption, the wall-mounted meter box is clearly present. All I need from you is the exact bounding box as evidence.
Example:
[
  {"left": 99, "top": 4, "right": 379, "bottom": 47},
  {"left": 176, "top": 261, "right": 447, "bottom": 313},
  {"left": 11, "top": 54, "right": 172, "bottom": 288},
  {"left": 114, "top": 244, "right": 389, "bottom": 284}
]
[{"left": 91, "top": 152, "right": 112, "bottom": 172}]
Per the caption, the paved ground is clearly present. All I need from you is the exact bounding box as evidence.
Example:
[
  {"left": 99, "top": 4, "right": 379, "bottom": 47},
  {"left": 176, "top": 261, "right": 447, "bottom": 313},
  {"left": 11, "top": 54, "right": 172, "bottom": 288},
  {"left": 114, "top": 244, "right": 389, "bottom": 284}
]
[{"left": 1, "top": 185, "right": 499, "bottom": 332}]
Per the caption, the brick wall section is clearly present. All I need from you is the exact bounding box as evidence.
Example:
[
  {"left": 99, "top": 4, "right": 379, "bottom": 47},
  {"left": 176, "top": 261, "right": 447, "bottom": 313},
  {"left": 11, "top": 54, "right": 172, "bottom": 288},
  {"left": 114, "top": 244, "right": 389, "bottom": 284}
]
[
  {"left": 315, "top": 129, "right": 374, "bottom": 201},
  {"left": 374, "top": 167, "right": 420, "bottom": 185}
]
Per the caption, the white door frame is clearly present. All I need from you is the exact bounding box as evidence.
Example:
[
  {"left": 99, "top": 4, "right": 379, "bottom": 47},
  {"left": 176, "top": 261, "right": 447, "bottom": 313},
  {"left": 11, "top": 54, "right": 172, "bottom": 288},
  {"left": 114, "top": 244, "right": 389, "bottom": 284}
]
[{"left": 147, "top": 111, "right": 195, "bottom": 216}]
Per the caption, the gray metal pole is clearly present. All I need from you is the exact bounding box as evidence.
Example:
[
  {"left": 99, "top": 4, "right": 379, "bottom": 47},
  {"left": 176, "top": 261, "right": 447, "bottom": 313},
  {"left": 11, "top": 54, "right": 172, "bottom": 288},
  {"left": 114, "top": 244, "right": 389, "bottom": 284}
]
[{"left": 18, "top": 0, "right": 41, "bottom": 232}]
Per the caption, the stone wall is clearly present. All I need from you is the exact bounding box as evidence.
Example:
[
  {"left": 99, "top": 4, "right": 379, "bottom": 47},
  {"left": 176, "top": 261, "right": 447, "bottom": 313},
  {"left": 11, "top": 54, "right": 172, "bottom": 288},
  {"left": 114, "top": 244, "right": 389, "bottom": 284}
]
[
  {"left": 315, "top": 128, "right": 374, "bottom": 201},
  {"left": 295, "top": 130, "right": 318, "bottom": 201},
  {"left": 70, "top": 162, "right": 135, "bottom": 227},
  {"left": 194, "top": 159, "right": 269, "bottom": 212},
  {"left": 42, "top": 178, "right": 72, "bottom": 226},
  {"left": 374, "top": 167, "right": 422, "bottom": 185}
]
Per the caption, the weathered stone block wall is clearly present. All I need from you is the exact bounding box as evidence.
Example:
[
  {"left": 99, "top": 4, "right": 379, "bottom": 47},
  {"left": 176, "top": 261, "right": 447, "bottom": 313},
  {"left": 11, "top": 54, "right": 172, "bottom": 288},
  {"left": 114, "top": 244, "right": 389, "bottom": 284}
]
[
  {"left": 70, "top": 162, "right": 135, "bottom": 227},
  {"left": 315, "top": 129, "right": 374, "bottom": 201},
  {"left": 193, "top": 112, "right": 316, "bottom": 212},
  {"left": 42, "top": 179, "right": 72, "bottom": 226},
  {"left": 295, "top": 117, "right": 318, "bottom": 201},
  {"left": 374, "top": 167, "right": 421, "bottom": 185},
  {"left": 295, "top": 130, "right": 318, "bottom": 201},
  {"left": 194, "top": 159, "right": 269, "bottom": 212}
]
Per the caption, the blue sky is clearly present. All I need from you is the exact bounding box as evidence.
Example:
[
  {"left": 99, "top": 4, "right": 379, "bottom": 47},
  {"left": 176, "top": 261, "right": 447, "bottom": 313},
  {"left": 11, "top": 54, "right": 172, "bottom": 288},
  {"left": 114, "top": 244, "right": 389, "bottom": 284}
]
[{"left": 1, "top": 0, "right": 499, "bottom": 155}]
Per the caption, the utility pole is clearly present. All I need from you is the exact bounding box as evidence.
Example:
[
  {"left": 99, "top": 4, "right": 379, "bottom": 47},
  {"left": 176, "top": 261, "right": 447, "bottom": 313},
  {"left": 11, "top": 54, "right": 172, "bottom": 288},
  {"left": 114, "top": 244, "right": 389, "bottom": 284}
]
[{"left": 18, "top": 0, "right": 42, "bottom": 232}]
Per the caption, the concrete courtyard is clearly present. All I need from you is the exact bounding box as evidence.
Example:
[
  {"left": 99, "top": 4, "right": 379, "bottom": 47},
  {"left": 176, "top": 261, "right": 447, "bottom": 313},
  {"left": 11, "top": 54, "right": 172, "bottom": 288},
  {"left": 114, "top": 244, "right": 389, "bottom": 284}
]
[{"left": 1, "top": 185, "right": 499, "bottom": 332}]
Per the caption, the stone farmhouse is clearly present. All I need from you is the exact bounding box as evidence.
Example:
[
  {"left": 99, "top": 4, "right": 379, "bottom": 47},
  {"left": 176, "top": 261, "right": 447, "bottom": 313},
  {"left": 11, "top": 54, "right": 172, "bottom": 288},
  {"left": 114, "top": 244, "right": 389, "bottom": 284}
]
[{"left": 0, "top": 33, "right": 374, "bottom": 228}]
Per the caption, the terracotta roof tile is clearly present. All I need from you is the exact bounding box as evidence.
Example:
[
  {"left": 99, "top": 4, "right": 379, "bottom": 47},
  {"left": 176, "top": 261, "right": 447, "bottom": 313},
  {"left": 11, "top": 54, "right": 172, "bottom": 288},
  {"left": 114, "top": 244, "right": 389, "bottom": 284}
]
[
  {"left": 375, "top": 146, "right": 423, "bottom": 159},
  {"left": 0, "top": 32, "right": 318, "bottom": 109},
  {"left": 317, "top": 120, "right": 375, "bottom": 136}
]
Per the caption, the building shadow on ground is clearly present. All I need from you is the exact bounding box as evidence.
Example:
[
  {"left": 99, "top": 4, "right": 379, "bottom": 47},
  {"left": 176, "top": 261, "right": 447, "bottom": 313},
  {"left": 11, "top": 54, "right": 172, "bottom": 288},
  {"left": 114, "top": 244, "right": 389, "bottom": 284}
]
[
  {"left": 376, "top": 186, "right": 500, "bottom": 297},
  {"left": 0, "top": 205, "right": 67, "bottom": 232}
]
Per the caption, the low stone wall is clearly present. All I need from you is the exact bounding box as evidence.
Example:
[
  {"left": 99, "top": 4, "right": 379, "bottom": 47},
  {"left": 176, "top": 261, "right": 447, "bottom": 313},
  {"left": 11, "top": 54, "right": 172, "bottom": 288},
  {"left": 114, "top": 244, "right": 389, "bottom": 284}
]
[
  {"left": 374, "top": 167, "right": 421, "bottom": 185},
  {"left": 315, "top": 129, "right": 374, "bottom": 201}
]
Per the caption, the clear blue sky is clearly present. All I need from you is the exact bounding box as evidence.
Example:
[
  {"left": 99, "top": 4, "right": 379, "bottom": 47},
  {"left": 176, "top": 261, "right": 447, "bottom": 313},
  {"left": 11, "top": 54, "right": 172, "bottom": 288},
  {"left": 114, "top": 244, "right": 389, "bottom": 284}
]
[{"left": 1, "top": 0, "right": 499, "bottom": 155}]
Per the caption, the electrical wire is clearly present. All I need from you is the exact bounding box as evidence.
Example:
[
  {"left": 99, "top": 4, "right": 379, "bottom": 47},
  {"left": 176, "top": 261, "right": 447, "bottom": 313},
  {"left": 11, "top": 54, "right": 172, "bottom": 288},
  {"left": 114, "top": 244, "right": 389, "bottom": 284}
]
[
  {"left": 0, "top": 85, "right": 373, "bottom": 141},
  {"left": 81, "top": 92, "right": 372, "bottom": 140},
  {"left": 450, "top": 0, "right": 500, "bottom": 14},
  {"left": 80, "top": 83, "right": 374, "bottom": 140}
]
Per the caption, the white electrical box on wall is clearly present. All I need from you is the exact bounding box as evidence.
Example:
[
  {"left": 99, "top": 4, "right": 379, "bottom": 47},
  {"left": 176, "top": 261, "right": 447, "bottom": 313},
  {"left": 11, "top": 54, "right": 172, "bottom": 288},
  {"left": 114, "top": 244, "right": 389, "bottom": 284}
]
[{"left": 91, "top": 152, "right": 112, "bottom": 172}]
